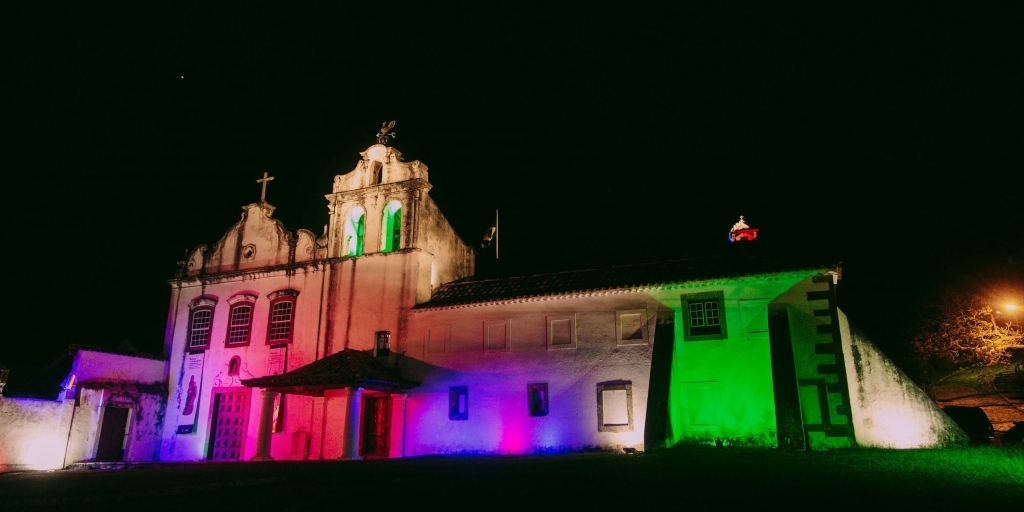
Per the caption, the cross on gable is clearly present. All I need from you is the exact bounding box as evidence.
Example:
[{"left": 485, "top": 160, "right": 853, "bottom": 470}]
[{"left": 257, "top": 172, "right": 275, "bottom": 203}]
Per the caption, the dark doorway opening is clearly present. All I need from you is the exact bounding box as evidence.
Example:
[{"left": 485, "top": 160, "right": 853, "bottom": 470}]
[
  {"left": 95, "top": 406, "right": 130, "bottom": 462},
  {"left": 360, "top": 396, "right": 390, "bottom": 458}
]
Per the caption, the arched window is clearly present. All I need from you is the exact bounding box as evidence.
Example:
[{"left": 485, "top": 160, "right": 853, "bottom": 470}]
[
  {"left": 380, "top": 200, "right": 402, "bottom": 253},
  {"left": 370, "top": 161, "right": 383, "bottom": 185},
  {"left": 187, "top": 296, "right": 217, "bottom": 350},
  {"left": 228, "top": 356, "right": 241, "bottom": 376},
  {"left": 267, "top": 289, "right": 299, "bottom": 345},
  {"left": 343, "top": 206, "right": 366, "bottom": 257}
]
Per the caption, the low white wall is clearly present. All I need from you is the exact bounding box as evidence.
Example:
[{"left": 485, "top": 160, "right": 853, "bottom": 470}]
[
  {"left": 0, "top": 383, "right": 168, "bottom": 472},
  {"left": 840, "top": 311, "right": 968, "bottom": 448},
  {"left": 0, "top": 396, "right": 74, "bottom": 471}
]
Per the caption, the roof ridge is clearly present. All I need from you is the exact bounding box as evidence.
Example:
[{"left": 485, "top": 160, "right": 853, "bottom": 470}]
[
  {"left": 439, "top": 256, "right": 728, "bottom": 288},
  {"left": 417, "top": 256, "right": 840, "bottom": 310}
]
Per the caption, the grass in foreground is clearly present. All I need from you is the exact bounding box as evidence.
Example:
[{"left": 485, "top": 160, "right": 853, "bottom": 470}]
[{"left": 0, "top": 445, "right": 1021, "bottom": 510}]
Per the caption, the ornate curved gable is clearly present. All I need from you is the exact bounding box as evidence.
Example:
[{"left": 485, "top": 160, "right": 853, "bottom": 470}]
[
  {"left": 331, "top": 144, "right": 429, "bottom": 193},
  {"left": 186, "top": 202, "right": 313, "bottom": 276}
]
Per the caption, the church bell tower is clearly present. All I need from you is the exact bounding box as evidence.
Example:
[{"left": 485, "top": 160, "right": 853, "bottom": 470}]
[{"left": 324, "top": 142, "right": 432, "bottom": 259}]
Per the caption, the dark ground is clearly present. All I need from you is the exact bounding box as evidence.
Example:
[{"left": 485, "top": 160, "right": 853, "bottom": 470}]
[
  {"left": 1, "top": 446, "right": 1021, "bottom": 510},
  {"left": 929, "top": 364, "right": 1024, "bottom": 443}
]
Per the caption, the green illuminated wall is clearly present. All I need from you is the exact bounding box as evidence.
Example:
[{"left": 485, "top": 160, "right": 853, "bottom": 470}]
[{"left": 657, "top": 272, "right": 841, "bottom": 449}]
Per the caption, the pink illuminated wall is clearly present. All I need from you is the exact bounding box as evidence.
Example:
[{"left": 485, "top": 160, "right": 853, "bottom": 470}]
[{"left": 403, "top": 301, "right": 654, "bottom": 456}]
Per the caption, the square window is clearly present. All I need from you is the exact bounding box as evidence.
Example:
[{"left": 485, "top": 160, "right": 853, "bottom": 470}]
[
  {"left": 596, "top": 381, "right": 633, "bottom": 432},
  {"left": 528, "top": 383, "right": 549, "bottom": 417},
  {"left": 449, "top": 386, "right": 468, "bottom": 421},
  {"left": 547, "top": 316, "right": 575, "bottom": 349},
  {"left": 682, "top": 291, "right": 728, "bottom": 341},
  {"left": 617, "top": 310, "right": 647, "bottom": 345}
]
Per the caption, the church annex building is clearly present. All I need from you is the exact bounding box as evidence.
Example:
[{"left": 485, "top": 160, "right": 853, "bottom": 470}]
[{"left": 0, "top": 138, "right": 966, "bottom": 470}]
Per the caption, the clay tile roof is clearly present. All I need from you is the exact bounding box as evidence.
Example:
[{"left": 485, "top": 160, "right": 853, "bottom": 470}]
[
  {"left": 241, "top": 349, "right": 418, "bottom": 393},
  {"left": 417, "top": 254, "right": 839, "bottom": 309}
]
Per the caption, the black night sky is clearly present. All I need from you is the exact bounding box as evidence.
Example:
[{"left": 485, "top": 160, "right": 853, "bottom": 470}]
[{"left": 7, "top": 6, "right": 1023, "bottom": 377}]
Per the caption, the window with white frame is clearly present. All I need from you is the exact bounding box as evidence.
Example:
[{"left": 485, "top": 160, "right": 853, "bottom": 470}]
[
  {"left": 485, "top": 320, "right": 510, "bottom": 351},
  {"left": 547, "top": 315, "right": 575, "bottom": 348},
  {"left": 617, "top": 310, "right": 647, "bottom": 344},
  {"left": 596, "top": 380, "right": 633, "bottom": 432},
  {"left": 187, "top": 296, "right": 217, "bottom": 350},
  {"left": 682, "top": 291, "right": 727, "bottom": 341},
  {"left": 225, "top": 293, "right": 257, "bottom": 346},
  {"left": 267, "top": 290, "right": 299, "bottom": 344}
]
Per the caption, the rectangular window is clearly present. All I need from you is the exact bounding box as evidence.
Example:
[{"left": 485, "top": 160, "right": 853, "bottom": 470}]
[
  {"left": 682, "top": 291, "right": 728, "bottom": 341},
  {"left": 739, "top": 298, "right": 770, "bottom": 333},
  {"left": 689, "top": 301, "right": 719, "bottom": 331},
  {"left": 547, "top": 315, "right": 575, "bottom": 349},
  {"left": 375, "top": 330, "right": 391, "bottom": 356},
  {"left": 189, "top": 309, "right": 213, "bottom": 349},
  {"left": 617, "top": 310, "right": 647, "bottom": 345},
  {"left": 226, "top": 304, "right": 253, "bottom": 345},
  {"left": 268, "top": 301, "right": 294, "bottom": 343},
  {"left": 427, "top": 325, "right": 449, "bottom": 354},
  {"left": 596, "top": 381, "right": 634, "bottom": 432},
  {"left": 486, "top": 320, "right": 509, "bottom": 351},
  {"left": 449, "top": 386, "right": 468, "bottom": 420},
  {"left": 528, "top": 383, "right": 549, "bottom": 417}
]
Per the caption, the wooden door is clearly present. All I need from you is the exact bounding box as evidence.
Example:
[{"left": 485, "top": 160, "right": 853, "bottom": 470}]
[
  {"left": 208, "top": 390, "right": 250, "bottom": 461},
  {"left": 95, "top": 406, "right": 130, "bottom": 462},
  {"left": 360, "top": 396, "right": 390, "bottom": 458}
]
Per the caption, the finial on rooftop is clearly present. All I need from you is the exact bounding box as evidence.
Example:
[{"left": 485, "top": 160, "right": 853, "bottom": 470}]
[
  {"left": 731, "top": 216, "right": 749, "bottom": 231},
  {"left": 728, "top": 215, "right": 759, "bottom": 243},
  {"left": 257, "top": 172, "right": 275, "bottom": 203},
  {"left": 376, "top": 120, "right": 397, "bottom": 145}
]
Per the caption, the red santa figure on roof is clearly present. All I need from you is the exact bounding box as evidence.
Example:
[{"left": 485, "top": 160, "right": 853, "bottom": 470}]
[{"left": 729, "top": 215, "right": 759, "bottom": 242}]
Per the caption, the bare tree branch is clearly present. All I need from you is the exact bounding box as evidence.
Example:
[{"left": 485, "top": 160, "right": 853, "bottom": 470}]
[{"left": 910, "top": 288, "right": 1023, "bottom": 368}]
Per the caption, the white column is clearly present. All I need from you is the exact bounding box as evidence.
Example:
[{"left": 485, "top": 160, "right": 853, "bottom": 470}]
[
  {"left": 250, "top": 389, "right": 277, "bottom": 461},
  {"left": 309, "top": 396, "right": 326, "bottom": 460},
  {"left": 339, "top": 386, "right": 363, "bottom": 460}
]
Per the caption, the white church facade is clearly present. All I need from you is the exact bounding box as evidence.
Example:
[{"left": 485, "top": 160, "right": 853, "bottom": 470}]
[
  {"left": 1, "top": 135, "right": 967, "bottom": 471},
  {"left": 154, "top": 139, "right": 966, "bottom": 463}
]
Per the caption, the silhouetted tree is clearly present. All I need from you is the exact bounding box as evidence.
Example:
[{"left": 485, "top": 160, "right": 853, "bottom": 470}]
[{"left": 910, "top": 288, "right": 1023, "bottom": 375}]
